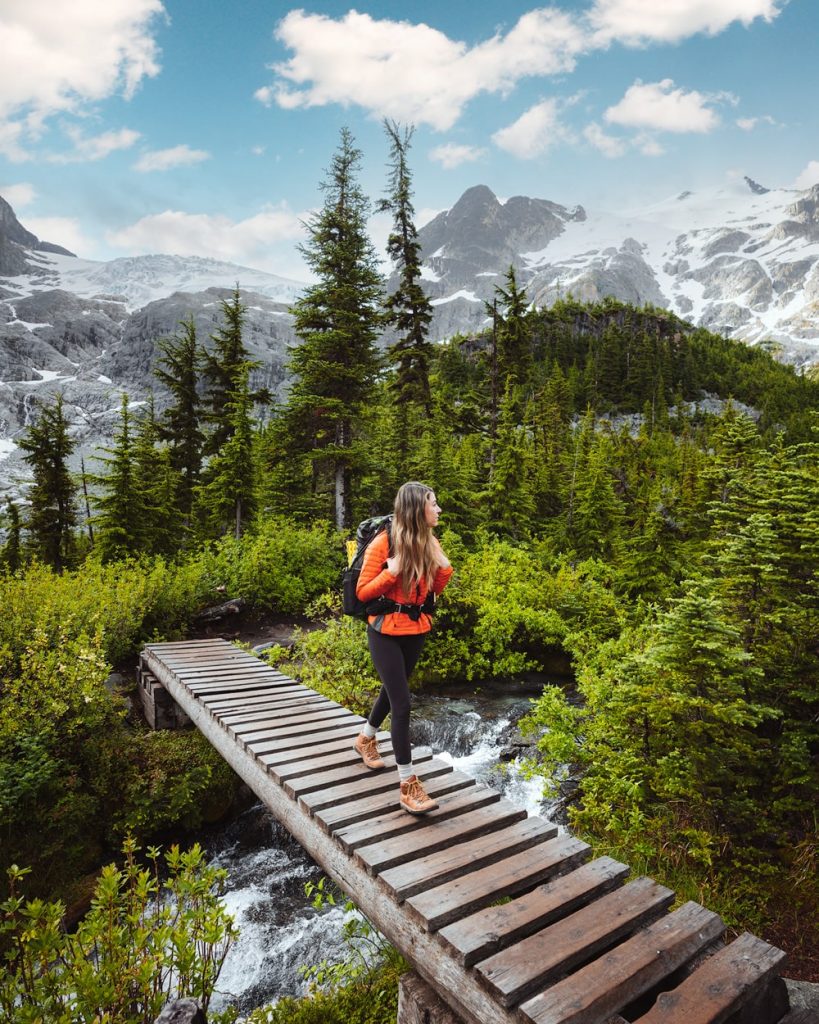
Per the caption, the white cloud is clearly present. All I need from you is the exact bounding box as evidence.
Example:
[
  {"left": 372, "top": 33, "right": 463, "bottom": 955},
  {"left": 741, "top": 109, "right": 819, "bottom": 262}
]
[
  {"left": 795, "top": 161, "right": 819, "bottom": 190},
  {"left": 24, "top": 216, "right": 94, "bottom": 255},
  {"left": 588, "top": 0, "right": 783, "bottom": 45},
  {"left": 429, "top": 143, "right": 486, "bottom": 169},
  {"left": 0, "top": 120, "right": 28, "bottom": 162},
  {"left": 50, "top": 126, "right": 141, "bottom": 163},
  {"left": 583, "top": 121, "right": 626, "bottom": 158},
  {"left": 605, "top": 79, "right": 724, "bottom": 133},
  {"left": 1, "top": 182, "right": 36, "bottom": 207},
  {"left": 106, "top": 204, "right": 307, "bottom": 270},
  {"left": 736, "top": 114, "right": 777, "bottom": 131},
  {"left": 266, "top": 9, "right": 585, "bottom": 130},
  {"left": 492, "top": 99, "right": 565, "bottom": 159},
  {"left": 0, "top": 0, "right": 164, "bottom": 147},
  {"left": 636, "top": 134, "right": 665, "bottom": 156},
  {"left": 134, "top": 144, "right": 210, "bottom": 172}
]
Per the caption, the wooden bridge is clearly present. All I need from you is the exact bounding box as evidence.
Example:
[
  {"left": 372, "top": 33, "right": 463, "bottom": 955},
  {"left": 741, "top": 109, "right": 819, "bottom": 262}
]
[{"left": 139, "top": 638, "right": 809, "bottom": 1024}]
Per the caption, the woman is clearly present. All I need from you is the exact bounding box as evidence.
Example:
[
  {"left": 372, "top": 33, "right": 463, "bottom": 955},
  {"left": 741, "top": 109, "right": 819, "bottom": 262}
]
[{"left": 353, "top": 482, "right": 453, "bottom": 814}]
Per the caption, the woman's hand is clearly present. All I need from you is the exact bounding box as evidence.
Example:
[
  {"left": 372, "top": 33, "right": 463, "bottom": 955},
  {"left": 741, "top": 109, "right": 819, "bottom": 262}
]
[{"left": 386, "top": 556, "right": 401, "bottom": 576}]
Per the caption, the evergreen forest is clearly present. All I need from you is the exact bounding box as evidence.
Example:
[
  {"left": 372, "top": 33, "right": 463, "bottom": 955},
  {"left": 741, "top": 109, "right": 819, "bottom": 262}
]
[{"left": 2, "top": 125, "right": 818, "bottom": 1020}]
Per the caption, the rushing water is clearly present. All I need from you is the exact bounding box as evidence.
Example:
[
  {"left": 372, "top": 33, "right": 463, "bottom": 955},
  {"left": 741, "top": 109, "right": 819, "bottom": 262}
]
[{"left": 206, "top": 684, "right": 558, "bottom": 1016}]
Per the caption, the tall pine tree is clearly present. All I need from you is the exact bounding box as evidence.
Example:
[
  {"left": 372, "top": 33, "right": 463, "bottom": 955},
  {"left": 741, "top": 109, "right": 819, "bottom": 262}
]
[
  {"left": 18, "top": 393, "right": 77, "bottom": 570},
  {"left": 284, "top": 128, "right": 384, "bottom": 530}
]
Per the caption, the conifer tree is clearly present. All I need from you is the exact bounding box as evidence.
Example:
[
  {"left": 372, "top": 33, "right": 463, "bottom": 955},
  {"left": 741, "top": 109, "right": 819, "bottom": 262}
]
[
  {"left": 18, "top": 393, "right": 77, "bottom": 569},
  {"left": 154, "top": 317, "right": 204, "bottom": 518},
  {"left": 196, "top": 364, "right": 255, "bottom": 539},
  {"left": 284, "top": 127, "right": 384, "bottom": 530},
  {"left": 132, "top": 395, "right": 182, "bottom": 554},
  {"left": 486, "top": 266, "right": 531, "bottom": 407},
  {"left": 379, "top": 120, "right": 433, "bottom": 419},
  {"left": 1, "top": 499, "right": 21, "bottom": 572},
  {"left": 90, "top": 394, "right": 144, "bottom": 561},
  {"left": 486, "top": 379, "right": 536, "bottom": 538}
]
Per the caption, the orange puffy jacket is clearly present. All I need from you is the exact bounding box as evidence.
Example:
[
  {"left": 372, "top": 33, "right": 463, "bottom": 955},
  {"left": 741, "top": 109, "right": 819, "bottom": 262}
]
[{"left": 356, "top": 530, "right": 453, "bottom": 635}]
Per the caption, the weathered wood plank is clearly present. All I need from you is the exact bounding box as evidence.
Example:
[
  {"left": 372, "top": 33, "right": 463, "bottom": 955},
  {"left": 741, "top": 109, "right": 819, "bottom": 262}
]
[
  {"left": 356, "top": 799, "right": 527, "bottom": 875},
  {"left": 299, "top": 757, "right": 454, "bottom": 815},
  {"left": 379, "top": 817, "right": 556, "bottom": 902},
  {"left": 407, "top": 833, "right": 590, "bottom": 933},
  {"left": 260, "top": 730, "right": 391, "bottom": 769},
  {"left": 228, "top": 703, "right": 347, "bottom": 737},
  {"left": 334, "top": 784, "right": 501, "bottom": 853},
  {"left": 476, "top": 876, "right": 675, "bottom": 1007},
  {"left": 283, "top": 748, "right": 433, "bottom": 799},
  {"left": 633, "top": 932, "right": 787, "bottom": 1024},
  {"left": 314, "top": 770, "right": 476, "bottom": 833},
  {"left": 208, "top": 691, "right": 322, "bottom": 713},
  {"left": 185, "top": 671, "right": 291, "bottom": 686},
  {"left": 517, "top": 901, "right": 724, "bottom": 1024},
  {"left": 240, "top": 713, "right": 365, "bottom": 749},
  {"left": 437, "top": 856, "right": 630, "bottom": 967},
  {"left": 144, "top": 639, "right": 229, "bottom": 650},
  {"left": 256, "top": 722, "right": 366, "bottom": 757},
  {"left": 268, "top": 741, "right": 398, "bottom": 781}
]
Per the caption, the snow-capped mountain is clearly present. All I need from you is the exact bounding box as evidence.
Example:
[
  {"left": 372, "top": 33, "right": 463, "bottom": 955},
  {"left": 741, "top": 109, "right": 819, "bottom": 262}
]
[{"left": 416, "top": 178, "right": 819, "bottom": 368}]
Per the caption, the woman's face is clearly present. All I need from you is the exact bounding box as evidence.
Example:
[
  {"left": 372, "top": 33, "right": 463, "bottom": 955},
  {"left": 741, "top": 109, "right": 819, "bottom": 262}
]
[{"left": 424, "top": 491, "right": 441, "bottom": 527}]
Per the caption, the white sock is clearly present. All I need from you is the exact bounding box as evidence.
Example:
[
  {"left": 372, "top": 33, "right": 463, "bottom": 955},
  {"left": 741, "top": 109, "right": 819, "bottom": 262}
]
[
  {"left": 362, "top": 723, "right": 377, "bottom": 739},
  {"left": 397, "top": 762, "right": 414, "bottom": 784}
]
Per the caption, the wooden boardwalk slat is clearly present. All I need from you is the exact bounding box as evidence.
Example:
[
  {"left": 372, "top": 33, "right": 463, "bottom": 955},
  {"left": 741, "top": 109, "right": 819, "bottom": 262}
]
[
  {"left": 268, "top": 741, "right": 397, "bottom": 781},
  {"left": 379, "top": 816, "right": 557, "bottom": 902},
  {"left": 229, "top": 704, "right": 350, "bottom": 740},
  {"left": 407, "top": 833, "right": 591, "bottom": 933},
  {"left": 314, "top": 769, "right": 476, "bottom": 833},
  {"left": 240, "top": 712, "right": 365, "bottom": 749},
  {"left": 299, "top": 756, "right": 454, "bottom": 815},
  {"left": 633, "top": 932, "right": 787, "bottom": 1024},
  {"left": 257, "top": 722, "right": 367, "bottom": 757},
  {"left": 437, "top": 856, "right": 630, "bottom": 967},
  {"left": 260, "top": 730, "right": 392, "bottom": 769},
  {"left": 356, "top": 798, "right": 527, "bottom": 875},
  {"left": 334, "top": 783, "right": 501, "bottom": 853},
  {"left": 283, "top": 748, "right": 433, "bottom": 798},
  {"left": 517, "top": 901, "right": 724, "bottom": 1024},
  {"left": 476, "top": 876, "right": 675, "bottom": 1007},
  {"left": 209, "top": 691, "right": 323, "bottom": 714}
]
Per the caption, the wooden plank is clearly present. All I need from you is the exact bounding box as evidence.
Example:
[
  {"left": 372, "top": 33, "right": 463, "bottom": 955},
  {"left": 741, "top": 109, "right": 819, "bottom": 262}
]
[
  {"left": 145, "top": 639, "right": 229, "bottom": 650},
  {"left": 299, "top": 756, "right": 454, "bottom": 815},
  {"left": 379, "top": 817, "right": 556, "bottom": 902},
  {"left": 356, "top": 798, "right": 527, "bottom": 875},
  {"left": 334, "top": 783, "right": 501, "bottom": 853},
  {"left": 518, "top": 901, "right": 725, "bottom": 1024},
  {"left": 260, "top": 729, "right": 391, "bottom": 769},
  {"left": 314, "top": 770, "right": 476, "bottom": 833},
  {"left": 239, "top": 712, "right": 365, "bottom": 748},
  {"left": 206, "top": 690, "right": 320, "bottom": 712},
  {"left": 257, "top": 721, "right": 366, "bottom": 757},
  {"left": 407, "top": 833, "right": 591, "bottom": 933},
  {"left": 437, "top": 856, "right": 630, "bottom": 967},
  {"left": 268, "top": 741, "right": 397, "bottom": 781},
  {"left": 283, "top": 748, "right": 433, "bottom": 799},
  {"left": 633, "top": 932, "right": 787, "bottom": 1024},
  {"left": 228, "top": 702, "right": 346, "bottom": 736},
  {"left": 186, "top": 672, "right": 290, "bottom": 688},
  {"left": 476, "top": 876, "right": 675, "bottom": 1007}
]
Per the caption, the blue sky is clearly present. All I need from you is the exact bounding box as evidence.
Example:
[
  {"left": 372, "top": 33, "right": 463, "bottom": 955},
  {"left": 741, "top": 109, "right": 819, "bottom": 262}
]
[{"left": 1, "top": 0, "right": 817, "bottom": 281}]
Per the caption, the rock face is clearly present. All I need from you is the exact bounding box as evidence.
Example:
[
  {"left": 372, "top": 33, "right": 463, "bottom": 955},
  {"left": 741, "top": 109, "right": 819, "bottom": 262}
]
[
  {"left": 411, "top": 179, "right": 819, "bottom": 367},
  {"left": 0, "top": 195, "right": 74, "bottom": 277}
]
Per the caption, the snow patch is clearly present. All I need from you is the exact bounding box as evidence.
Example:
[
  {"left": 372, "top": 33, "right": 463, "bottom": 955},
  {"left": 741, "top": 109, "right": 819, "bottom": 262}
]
[{"left": 431, "top": 290, "right": 480, "bottom": 306}]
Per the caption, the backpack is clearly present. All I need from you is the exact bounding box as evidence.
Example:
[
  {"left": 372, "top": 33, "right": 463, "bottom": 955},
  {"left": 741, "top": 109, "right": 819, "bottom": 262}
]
[
  {"left": 341, "top": 515, "right": 436, "bottom": 621},
  {"left": 342, "top": 515, "right": 393, "bottom": 619}
]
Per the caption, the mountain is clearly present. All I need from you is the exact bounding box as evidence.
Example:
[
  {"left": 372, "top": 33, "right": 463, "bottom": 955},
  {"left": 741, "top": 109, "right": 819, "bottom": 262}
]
[{"left": 414, "top": 177, "right": 819, "bottom": 367}]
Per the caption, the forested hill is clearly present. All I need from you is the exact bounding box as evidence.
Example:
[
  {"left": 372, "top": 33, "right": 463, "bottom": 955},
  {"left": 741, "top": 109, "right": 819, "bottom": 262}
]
[{"left": 453, "top": 296, "right": 818, "bottom": 433}]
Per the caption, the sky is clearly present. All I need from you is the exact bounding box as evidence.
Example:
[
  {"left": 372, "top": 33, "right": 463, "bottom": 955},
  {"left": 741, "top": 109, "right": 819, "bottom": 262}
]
[{"left": 1, "top": 0, "right": 818, "bottom": 282}]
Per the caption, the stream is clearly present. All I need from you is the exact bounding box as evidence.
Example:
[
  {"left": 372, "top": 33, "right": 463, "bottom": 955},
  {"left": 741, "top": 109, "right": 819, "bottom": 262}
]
[{"left": 204, "top": 683, "right": 560, "bottom": 1016}]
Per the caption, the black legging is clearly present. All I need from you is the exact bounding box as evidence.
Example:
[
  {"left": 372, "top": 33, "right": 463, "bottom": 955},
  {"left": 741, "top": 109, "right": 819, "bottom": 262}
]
[{"left": 366, "top": 628, "right": 427, "bottom": 766}]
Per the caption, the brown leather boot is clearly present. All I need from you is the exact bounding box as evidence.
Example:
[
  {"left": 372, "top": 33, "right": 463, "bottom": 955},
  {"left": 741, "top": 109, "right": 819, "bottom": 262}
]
[
  {"left": 399, "top": 775, "right": 438, "bottom": 815},
  {"left": 353, "top": 733, "right": 385, "bottom": 770}
]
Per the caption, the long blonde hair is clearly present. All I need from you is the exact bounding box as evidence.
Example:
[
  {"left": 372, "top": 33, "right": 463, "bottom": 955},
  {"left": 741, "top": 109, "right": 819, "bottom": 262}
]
[{"left": 392, "top": 481, "right": 438, "bottom": 596}]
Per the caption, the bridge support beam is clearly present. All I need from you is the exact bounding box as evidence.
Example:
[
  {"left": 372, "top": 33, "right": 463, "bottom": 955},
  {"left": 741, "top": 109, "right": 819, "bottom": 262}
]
[{"left": 398, "top": 972, "right": 464, "bottom": 1024}]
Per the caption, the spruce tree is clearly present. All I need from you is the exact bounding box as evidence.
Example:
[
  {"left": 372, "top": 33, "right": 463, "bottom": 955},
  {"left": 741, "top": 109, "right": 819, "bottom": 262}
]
[
  {"left": 1, "top": 499, "right": 22, "bottom": 572},
  {"left": 378, "top": 120, "right": 433, "bottom": 418},
  {"left": 90, "top": 394, "right": 144, "bottom": 561},
  {"left": 18, "top": 393, "right": 77, "bottom": 570},
  {"left": 132, "top": 395, "right": 182, "bottom": 554},
  {"left": 284, "top": 127, "right": 384, "bottom": 530},
  {"left": 154, "top": 317, "right": 204, "bottom": 518}
]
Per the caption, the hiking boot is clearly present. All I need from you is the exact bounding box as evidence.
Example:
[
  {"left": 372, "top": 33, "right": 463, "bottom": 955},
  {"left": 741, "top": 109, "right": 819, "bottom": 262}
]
[
  {"left": 354, "top": 733, "right": 385, "bottom": 770},
  {"left": 399, "top": 775, "right": 438, "bottom": 815}
]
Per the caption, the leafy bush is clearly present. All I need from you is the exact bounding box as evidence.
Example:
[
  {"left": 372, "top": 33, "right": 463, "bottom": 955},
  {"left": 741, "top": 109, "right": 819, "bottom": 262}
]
[{"left": 0, "top": 840, "right": 237, "bottom": 1024}]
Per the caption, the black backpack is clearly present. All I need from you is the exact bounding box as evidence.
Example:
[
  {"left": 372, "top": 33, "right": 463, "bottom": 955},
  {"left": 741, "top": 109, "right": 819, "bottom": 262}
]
[{"left": 341, "top": 515, "right": 436, "bottom": 621}]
